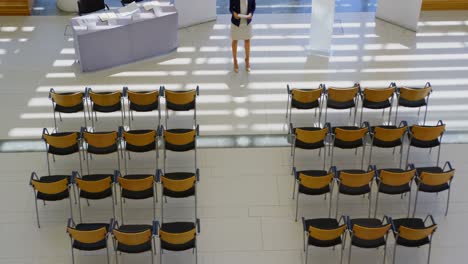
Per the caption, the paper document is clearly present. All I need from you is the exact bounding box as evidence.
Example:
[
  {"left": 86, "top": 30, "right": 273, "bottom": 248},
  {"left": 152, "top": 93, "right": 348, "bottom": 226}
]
[
  {"left": 238, "top": 14, "right": 249, "bottom": 19},
  {"left": 153, "top": 6, "right": 163, "bottom": 16},
  {"left": 143, "top": 1, "right": 162, "bottom": 11},
  {"left": 99, "top": 12, "right": 118, "bottom": 22},
  {"left": 119, "top": 1, "right": 139, "bottom": 16}
]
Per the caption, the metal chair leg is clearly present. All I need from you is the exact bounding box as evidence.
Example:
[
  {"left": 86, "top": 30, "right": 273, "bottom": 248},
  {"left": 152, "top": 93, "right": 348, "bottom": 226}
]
[
  {"left": 392, "top": 243, "right": 397, "bottom": 264},
  {"left": 445, "top": 188, "right": 451, "bottom": 216},
  {"left": 407, "top": 189, "right": 412, "bottom": 217},
  {"left": 106, "top": 245, "right": 110, "bottom": 264},
  {"left": 34, "top": 194, "right": 40, "bottom": 228},
  {"left": 78, "top": 196, "right": 83, "bottom": 223},
  {"left": 437, "top": 145, "right": 441, "bottom": 167},
  {"left": 46, "top": 153, "right": 51, "bottom": 176},
  {"left": 394, "top": 104, "right": 399, "bottom": 125},
  {"left": 335, "top": 191, "right": 340, "bottom": 218},
  {"left": 348, "top": 244, "right": 352, "bottom": 264},
  {"left": 361, "top": 145, "right": 366, "bottom": 170},
  {"left": 383, "top": 240, "right": 388, "bottom": 264},
  {"left": 405, "top": 145, "right": 411, "bottom": 169},
  {"left": 412, "top": 191, "right": 419, "bottom": 217},
  {"left": 427, "top": 241, "right": 433, "bottom": 264},
  {"left": 423, "top": 104, "right": 429, "bottom": 125},
  {"left": 295, "top": 191, "right": 300, "bottom": 221},
  {"left": 322, "top": 146, "right": 327, "bottom": 170},
  {"left": 374, "top": 191, "right": 380, "bottom": 218},
  {"left": 368, "top": 190, "right": 372, "bottom": 218},
  {"left": 120, "top": 194, "right": 124, "bottom": 224},
  {"left": 305, "top": 243, "right": 309, "bottom": 264},
  {"left": 70, "top": 244, "right": 75, "bottom": 264}
]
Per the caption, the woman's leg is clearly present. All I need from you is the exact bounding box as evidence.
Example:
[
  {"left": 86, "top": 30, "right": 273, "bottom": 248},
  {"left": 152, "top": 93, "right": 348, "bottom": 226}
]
[
  {"left": 232, "top": 40, "right": 239, "bottom": 71},
  {"left": 244, "top": 39, "right": 251, "bottom": 70}
]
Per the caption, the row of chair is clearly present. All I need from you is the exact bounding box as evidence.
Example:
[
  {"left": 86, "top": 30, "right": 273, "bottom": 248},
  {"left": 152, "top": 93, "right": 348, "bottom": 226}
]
[
  {"left": 286, "top": 82, "right": 432, "bottom": 127},
  {"left": 302, "top": 215, "right": 437, "bottom": 264},
  {"left": 293, "top": 163, "right": 455, "bottom": 222},
  {"left": 67, "top": 218, "right": 200, "bottom": 264},
  {"left": 29, "top": 169, "right": 199, "bottom": 228},
  {"left": 42, "top": 125, "right": 199, "bottom": 176},
  {"left": 49, "top": 86, "right": 199, "bottom": 130},
  {"left": 290, "top": 120, "right": 446, "bottom": 172}
]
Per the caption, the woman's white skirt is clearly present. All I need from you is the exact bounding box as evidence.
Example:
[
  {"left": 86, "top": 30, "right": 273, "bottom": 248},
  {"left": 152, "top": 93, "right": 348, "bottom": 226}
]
[{"left": 230, "top": 22, "right": 253, "bottom": 40}]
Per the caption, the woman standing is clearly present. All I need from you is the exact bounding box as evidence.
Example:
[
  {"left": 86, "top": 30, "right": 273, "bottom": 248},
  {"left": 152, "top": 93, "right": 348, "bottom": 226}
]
[{"left": 230, "top": 0, "right": 256, "bottom": 73}]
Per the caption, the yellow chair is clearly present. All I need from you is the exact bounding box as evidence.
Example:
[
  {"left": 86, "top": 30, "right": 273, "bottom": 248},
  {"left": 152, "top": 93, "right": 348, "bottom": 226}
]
[
  {"left": 162, "top": 125, "right": 198, "bottom": 173},
  {"left": 285, "top": 84, "right": 325, "bottom": 126},
  {"left": 30, "top": 171, "right": 74, "bottom": 228},
  {"left": 368, "top": 121, "right": 408, "bottom": 168},
  {"left": 124, "top": 87, "right": 162, "bottom": 129},
  {"left": 86, "top": 88, "right": 124, "bottom": 128},
  {"left": 112, "top": 220, "right": 157, "bottom": 263},
  {"left": 163, "top": 86, "right": 199, "bottom": 128},
  {"left": 324, "top": 84, "right": 360, "bottom": 125},
  {"left": 405, "top": 121, "right": 445, "bottom": 168},
  {"left": 347, "top": 216, "right": 392, "bottom": 264},
  {"left": 82, "top": 129, "right": 120, "bottom": 174},
  {"left": 42, "top": 128, "right": 83, "bottom": 175},
  {"left": 302, "top": 216, "right": 348, "bottom": 264},
  {"left": 66, "top": 218, "right": 112, "bottom": 264},
  {"left": 394, "top": 83, "right": 432, "bottom": 125},
  {"left": 359, "top": 83, "right": 396, "bottom": 125},
  {"left": 158, "top": 220, "right": 200, "bottom": 264},
  {"left": 49, "top": 88, "right": 87, "bottom": 130},
  {"left": 120, "top": 127, "right": 158, "bottom": 175},
  {"left": 411, "top": 162, "right": 455, "bottom": 217},
  {"left": 330, "top": 123, "right": 369, "bottom": 169},
  {"left": 390, "top": 215, "right": 437, "bottom": 264}
]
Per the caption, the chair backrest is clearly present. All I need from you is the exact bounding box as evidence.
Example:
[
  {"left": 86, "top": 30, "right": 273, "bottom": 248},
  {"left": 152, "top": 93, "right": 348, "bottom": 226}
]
[
  {"left": 127, "top": 90, "right": 159, "bottom": 106},
  {"left": 291, "top": 88, "right": 323, "bottom": 103},
  {"left": 159, "top": 228, "right": 196, "bottom": 245},
  {"left": 379, "top": 169, "right": 415, "bottom": 186},
  {"left": 76, "top": 176, "right": 112, "bottom": 193},
  {"left": 89, "top": 91, "right": 122, "bottom": 107},
  {"left": 398, "top": 225, "right": 437, "bottom": 241},
  {"left": 299, "top": 172, "right": 334, "bottom": 189},
  {"left": 374, "top": 126, "right": 407, "bottom": 142},
  {"left": 295, "top": 127, "right": 328, "bottom": 144},
  {"left": 118, "top": 176, "right": 154, "bottom": 192},
  {"left": 399, "top": 86, "right": 432, "bottom": 101},
  {"left": 68, "top": 227, "right": 107, "bottom": 244},
  {"left": 113, "top": 229, "right": 151, "bottom": 246},
  {"left": 50, "top": 92, "right": 84, "bottom": 107},
  {"left": 327, "top": 86, "right": 359, "bottom": 102},
  {"left": 410, "top": 125, "right": 445, "bottom": 141},
  {"left": 83, "top": 131, "right": 118, "bottom": 148},
  {"left": 78, "top": 0, "right": 106, "bottom": 14},
  {"left": 163, "top": 130, "right": 196, "bottom": 146},
  {"left": 363, "top": 87, "right": 395, "bottom": 102},
  {"left": 352, "top": 224, "right": 391, "bottom": 241},
  {"left": 335, "top": 127, "right": 368, "bottom": 142},
  {"left": 420, "top": 170, "right": 454, "bottom": 186},
  {"left": 162, "top": 175, "right": 196, "bottom": 192},
  {"left": 339, "top": 170, "right": 374, "bottom": 188},
  {"left": 123, "top": 130, "right": 156, "bottom": 147},
  {"left": 309, "top": 225, "right": 346, "bottom": 241},
  {"left": 165, "top": 90, "right": 196, "bottom": 106},
  {"left": 31, "top": 178, "right": 69, "bottom": 194},
  {"left": 43, "top": 132, "right": 79, "bottom": 149}
]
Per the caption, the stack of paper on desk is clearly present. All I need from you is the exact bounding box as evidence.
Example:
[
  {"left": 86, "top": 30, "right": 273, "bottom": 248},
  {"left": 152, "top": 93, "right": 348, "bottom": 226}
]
[
  {"left": 99, "top": 12, "right": 118, "bottom": 22},
  {"left": 119, "top": 1, "right": 140, "bottom": 16}
]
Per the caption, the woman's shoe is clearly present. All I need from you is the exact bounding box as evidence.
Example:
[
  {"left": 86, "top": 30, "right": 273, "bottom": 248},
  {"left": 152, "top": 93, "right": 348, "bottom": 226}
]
[
  {"left": 233, "top": 60, "right": 239, "bottom": 73},
  {"left": 245, "top": 58, "right": 251, "bottom": 72}
]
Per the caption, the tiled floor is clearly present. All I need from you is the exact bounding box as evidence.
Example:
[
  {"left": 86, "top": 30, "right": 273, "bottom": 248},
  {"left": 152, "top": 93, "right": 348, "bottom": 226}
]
[{"left": 0, "top": 142, "right": 465, "bottom": 263}]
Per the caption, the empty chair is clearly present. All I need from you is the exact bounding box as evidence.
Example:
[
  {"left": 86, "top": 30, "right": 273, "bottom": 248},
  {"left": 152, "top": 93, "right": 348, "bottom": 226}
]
[
  {"left": 158, "top": 219, "right": 200, "bottom": 264},
  {"left": 120, "top": 127, "right": 158, "bottom": 175},
  {"left": 302, "top": 216, "right": 348, "bottom": 264},
  {"left": 394, "top": 83, "right": 432, "bottom": 125},
  {"left": 334, "top": 166, "right": 375, "bottom": 218},
  {"left": 115, "top": 171, "right": 157, "bottom": 224},
  {"left": 72, "top": 171, "right": 115, "bottom": 222},
  {"left": 82, "top": 129, "right": 121, "bottom": 174},
  {"left": 405, "top": 120, "right": 445, "bottom": 168},
  {"left": 411, "top": 162, "right": 455, "bottom": 217},
  {"left": 66, "top": 218, "right": 112, "bottom": 264},
  {"left": 373, "top": 166, "right": 416, "bottom": 218},
  {"left": 42, "top": 128, "right": 83, "bottom": 175},
  {"left": 124, "top": 87, "right": 162, "bottom": 129},
  {"left": 77, "top": 0, "right": 109, "bottom": 16},
  {"left": 157, "top": 169, "right": 199, "bottom": 221},
  {"left": 285, "top": 84, "right": 325, "bottom": 126},
  {"left": 324, "top": 84, "right": 360, "bottom": 125},
  {"left": 390, "top": 215, "right": 437, "bottom": 264},
  {"left": 30, "top": 171, "right": 73, "bottom": 228},
  {"left": 347, "top": 216, "right": 392, "bottom": 264},
  {"left": 293, "top": 167, "right": 335, "bottom": 221},
  {"left": 121, "top": 0, "right": 143, "bottom": 5},
  {"left": 163, "top": 86, "right": 199, "bottom": 128},
  {"left": 290, "top": 123, "right": 330, "bottom": 174},
  {"left": 368, "top": 121, "right": 408, "bottom": 168},
  {"left": 86, "top": 88, "right": 124, "bottom": 128},
  {"left": 112, "top": 220, "right": 158, "bottom": 264},
  {"left": 49, "top": 88, "right": 87, "bottom": 130},
  {"left": 330, "top": 123, "right": 369, "bottom": 169},
  {"left": 162, "top": 125, "right": 199, "bottom": 173},
  {"left": 359, "top": 83, "right": 396, "bottom": 125}
]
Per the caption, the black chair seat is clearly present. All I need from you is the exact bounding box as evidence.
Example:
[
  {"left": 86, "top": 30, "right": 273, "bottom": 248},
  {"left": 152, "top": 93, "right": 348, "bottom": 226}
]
[
  {"left": 410, "top": 138, "right": 440, "bottom": 148},
  {"left": 304, "top": 218, "right": 342, "bottom": 247},
  {"left": 79, "top": 174, "right": 113, "bottom": 199},
  {"left": 415, "top": 179, "right": 449, "bottom": 193},
  {"left": 165, "top": 129, "right": 195, "bottom": 152},
  {"left": 130, "top": 101, "right": 159, "bottom": 112},
  {"left": 339, "top": 184, "right": 370, "bottom": 195},
  {"left": 378, "top": 182, "right": 410, "bottom": 195},
  {"left": 121, "top": 174, "right": 154, "bottom": 199},
  {"left": 160, "top": 222, "right": 196, "bottom": 251},
  {"left": 125, "top": 130, "right": 156, "bottom": 152},
  {"left": 36, "top": 175, "right": 70, "bottom": 201},
  {"left": 327, "top": 99, "right": 355, "bottom": 109},
  {"left": 293, "top": 127, "right": 325, "bottom": 149},
  {"left": 93, "top": 102, "right": 121, "bottom": 113},
  {"left": 363, "top": 99, "right": 391, "bottom": 109},
  {"left": 350, "top": 218, "right": 386, "bottom": 248},
  {"left": 297, "top": 170, "right": 331, "bottom": 195},
  {"left": 47, "top": 132, "right": 79, "bottom": 155},
  {"left": 166, "top": 101, "right": 195, "bottom": 111},
  {"left": 398, "top": 98, "right": 426, "bottom": 108},
  {"left": 87, "top": 144, "right": 118, "bottom": 155},
  {"left": 392, "top": 218, "right": 430, "bottom": 247},
  {"left": 292, "top": 99, "right": 320, "bottom": 110},
  {"left": 78, "top": 0, "right": 107, "bottom": 15},
  {"left": 55, "top": 103, "right": 84, "bottom": 113},
  {"left": 163, "top": 172, "right": 196, "bottom": 198},
  {"left": 73, "top": 223, "right": 110, "bottom": 251},
  {"left": 116, "top": 225, "right": 152, "bottom": 253},
  {"left": 333, "top": 127, "right": 363, "bottom": 149}
]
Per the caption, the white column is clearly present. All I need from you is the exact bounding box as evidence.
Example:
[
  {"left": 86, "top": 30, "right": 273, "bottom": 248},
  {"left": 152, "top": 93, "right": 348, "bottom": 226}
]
[
  {"left": 172, "top": 0, "right": 217, "bottom": 28},
  {"left": 308, "top": 0, "right": 335, "bottom": 56},
  {"left": 376, "top": 0, "right": 423, "bottom": 31}
]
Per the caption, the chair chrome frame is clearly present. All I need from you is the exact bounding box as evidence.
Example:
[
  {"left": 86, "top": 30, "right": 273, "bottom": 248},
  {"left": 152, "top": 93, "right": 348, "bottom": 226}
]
[
  {"left": 123, "top": 86, "right": 162, "bottom": 129},
  {"left": 394, "top": 82, "right": 432, "bottom": 125},
  {"left": 81, "top": 127, "right": 121, "bottom": 175},
  {"left": 119, "top": 126, "right": 159, "bottom": 176},
  {"left": 49, "top": 88, "right": 87, "bottom": 131},
  {"left": 324, "top": 83, "right": 361, "bottom": 126},
  {"left": 405, "top": 120, "right": 445, "bottom": 168},
  {"left": 330, "top": 122, "right": 369, "bottom": 170},
  {"left": 157, "top": 219, "right": 200, "bottom": 264},
  {"left": 42, "top": 128, "right": 84, "bottom": 176},
  {"left": 285, "top": 84, "right": 325, "bottom": 127},
  {"left": 85, "top": 87, "right": 125, "bottom": 129},
  {"left": 161, "top": 125, "right": 199, "bottom": 174},
  {"left": 162, "top": 86, "right": 199, "bottom": 129},
  {"left": 358, "top": 83, "right": 396, "bottom": 126},
  {"left": 368, "top": 121, "right": 408, "bottom": 169}
]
